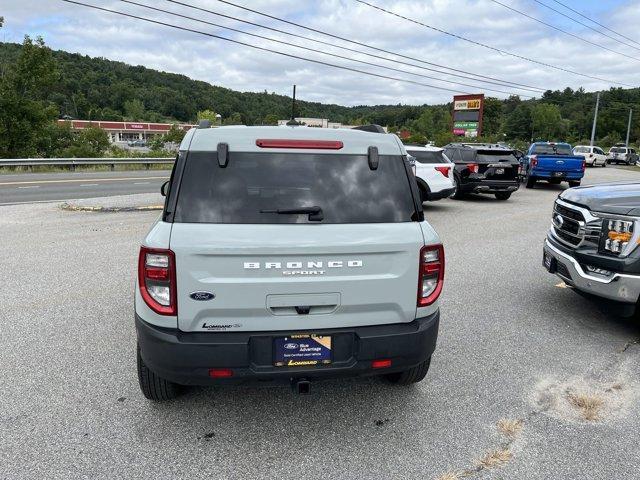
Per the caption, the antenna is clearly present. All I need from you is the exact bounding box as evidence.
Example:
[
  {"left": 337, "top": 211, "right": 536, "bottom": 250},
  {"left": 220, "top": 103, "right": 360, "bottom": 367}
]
[{"left": 286, "top": 85, "right": 299, "bottom": 126}]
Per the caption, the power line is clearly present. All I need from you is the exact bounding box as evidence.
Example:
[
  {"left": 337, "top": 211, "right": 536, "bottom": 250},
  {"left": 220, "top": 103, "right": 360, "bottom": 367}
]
[
  {"left": 531, "top": 0, "right": 640, "bottom": 53},
  {"left": 212, "top": 0, "right": 548, "bottom": 92},
  {"left": 162, "top": 0, "right": 544, "bottom": 94},
  {"left": 354, "top": 0, "right": 637, "bottom": 88},
  {"left": 118, "top": 0, "right": 531, "bottom": 97},
  {"left": 550, "top": 0, "right": 640, "bottom": 48},
  {"left": 60, "top": 0, "right": 476, "bottom": 96},
  {"left": 488, "top": 0, "right": 640, "bottom": 62}
]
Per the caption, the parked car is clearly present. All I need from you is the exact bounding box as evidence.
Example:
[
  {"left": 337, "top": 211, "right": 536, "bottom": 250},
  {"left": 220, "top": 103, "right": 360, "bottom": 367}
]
[
  {"left": 442, "top": 143, "right": 520, "bottom": 200},
  {"left": 543, "top": 182, "right": 640, "bottom": 317},
  {"left": 405, "top": 145, "right": 455, "bottom": 202},
  {"left": 135, "top": 125, "right": 444, "bottom": 400},
  {"left": 521, "top": 142, "right": 585, "bottom": 189},
  {"left": 607, "top": 145, "right": 638, "bottom": 165},
  {"left": 573, "top": 145, "right": 607, "bottom": 167},
  {"left": 128, "top": 139, "right": 147, "bottom": 148}
]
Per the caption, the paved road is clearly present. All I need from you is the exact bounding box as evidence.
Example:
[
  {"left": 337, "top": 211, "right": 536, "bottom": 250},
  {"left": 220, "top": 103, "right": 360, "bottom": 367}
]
[
  {"left": 0, "top": 170, "right": 169, "bottom": 205},
  {"left": 1, "top": 166, "right": 639, "bottom": 479}
]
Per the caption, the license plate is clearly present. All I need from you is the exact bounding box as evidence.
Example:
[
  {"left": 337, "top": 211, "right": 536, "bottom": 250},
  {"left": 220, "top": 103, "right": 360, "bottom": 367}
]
[
  {"left": 495, "top": 168, "right": 505, "bottom": 175},
  {"left": 552, "top": 172, "right": 565, "bottom": 177},
  {"left": 274, "top": 335, "right": 332, "bottom": 367}
]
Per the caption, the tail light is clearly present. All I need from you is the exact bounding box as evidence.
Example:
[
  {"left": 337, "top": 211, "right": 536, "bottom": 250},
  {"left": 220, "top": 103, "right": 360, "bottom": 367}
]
[
  {"left": 434, "top": 166, "right": 450, "bottom": 177},
  {"left": 138, "top": 246, "right": 177, "bottom": 315},
  {"left": 530, "top": 155, "right": 538, "bottom": 168},
  {"left": 467, "top": 163, "right": 479, "bottom": 174},
  {"left": 581, "top": 160, "right": 586, "bottom": 171},
  {"left": 418, "top": 244, "right": 445, "bottom": 307}
]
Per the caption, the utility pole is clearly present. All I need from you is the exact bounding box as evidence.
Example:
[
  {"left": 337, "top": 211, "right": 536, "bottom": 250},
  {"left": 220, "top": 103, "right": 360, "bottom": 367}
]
[
  {"left": 626, "top": 109, "right": 633, "bottom": 148},
  {"left": 286, "top": 85, "right": 299, "bottom": 126},
  {"left": 590, "top": 92, "right": 600, "bottom": 148}
]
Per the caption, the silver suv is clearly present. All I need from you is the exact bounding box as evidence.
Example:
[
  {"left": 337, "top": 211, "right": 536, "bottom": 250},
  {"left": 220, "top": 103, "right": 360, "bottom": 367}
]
[{"left": 135, "top": 125, "right": 443, "bottom": 400}]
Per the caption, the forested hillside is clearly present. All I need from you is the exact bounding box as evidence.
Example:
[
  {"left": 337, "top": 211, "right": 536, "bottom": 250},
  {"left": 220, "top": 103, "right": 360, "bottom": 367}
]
[{"left": 0, "top": 38, "right": 638, "bottom": 158}]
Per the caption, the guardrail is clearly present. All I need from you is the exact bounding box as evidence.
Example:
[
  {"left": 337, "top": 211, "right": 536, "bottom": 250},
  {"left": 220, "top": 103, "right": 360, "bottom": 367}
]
[{"left": 0, "top": 157, "right": 175, "bottom": 170}]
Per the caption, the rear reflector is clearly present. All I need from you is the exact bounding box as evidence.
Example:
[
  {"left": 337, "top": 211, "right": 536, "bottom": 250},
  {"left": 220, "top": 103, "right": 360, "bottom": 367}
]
[
  {"left": 209, "top": 368, "right": 234, "bottom": 378},
  {"left": 372, "top": 359, "right": 392, "bottom": 369},
  {"left": 256, "top": 139, "right": 344, "bottom": 149}
]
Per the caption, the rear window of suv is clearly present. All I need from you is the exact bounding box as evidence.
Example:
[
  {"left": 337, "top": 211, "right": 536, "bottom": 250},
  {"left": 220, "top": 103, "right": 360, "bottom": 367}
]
[
  {"left": 406, "top": 150, "right": 450, "bottom": 164},
  {"left": 476, "top": 150, "right": 518, "bottom": 162},
  {"left": 174, "top": 152, "right": 417, "bottom": 224},
  {"left": 610, "top": 147, "right": 627, "bottom": 153}
]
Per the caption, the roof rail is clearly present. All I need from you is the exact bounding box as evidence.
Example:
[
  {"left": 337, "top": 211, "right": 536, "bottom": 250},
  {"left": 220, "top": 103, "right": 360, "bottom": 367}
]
[{"left": 351, "top": 124, "right": 386, "bottom": 134}]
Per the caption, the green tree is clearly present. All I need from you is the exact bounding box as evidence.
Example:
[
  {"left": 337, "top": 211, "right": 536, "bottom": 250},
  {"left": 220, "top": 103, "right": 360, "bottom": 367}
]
[
  {"left": 223, "top": 112, "right": 243, "bottom": 125},
  {"left": 504, "top": 103, "right": 533, "bottom": 141},
  {"left": 531, "top": 103, "right": 563, "bottom": 140},
  {"left": 263, "top": 113, "right": 279, "bottom": 125},
  {"left": 149, "top": 124, "right": 186, "bottom": 150},
  {"left": 481, "top": 97, "right": 503, "bottom": 136},
  {"left": 0, "top": 36, "right": 58, "bottom": 158},
  {"left": 61, "top": 126, "right": 110, "bottom": 157},
  {"left": 124, "top": 99, "right": 145, "bottom": 121},
  {"left": 196, "top": 109, "right": 219, "bottom": 124}
]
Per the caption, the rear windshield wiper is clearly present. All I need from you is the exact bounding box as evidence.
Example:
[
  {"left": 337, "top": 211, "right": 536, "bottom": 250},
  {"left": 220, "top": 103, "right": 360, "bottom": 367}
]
[{"left": 260, "top": 206, "right": 324, "bottom": 222}]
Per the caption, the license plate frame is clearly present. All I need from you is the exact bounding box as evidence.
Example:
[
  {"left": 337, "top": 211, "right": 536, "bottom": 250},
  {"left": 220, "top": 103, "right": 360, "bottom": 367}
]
[{"left": 274, "top": 334, "right": 332, "bottom": 367}]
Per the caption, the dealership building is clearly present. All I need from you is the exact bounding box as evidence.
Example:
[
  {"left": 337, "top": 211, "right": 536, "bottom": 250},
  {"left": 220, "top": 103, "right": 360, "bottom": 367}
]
[
  {"left": 277, "top": 117, "right": 368, "bottom": 130},
  {"left": 57, "top": 119, "right": 195, "bottom": 144}
]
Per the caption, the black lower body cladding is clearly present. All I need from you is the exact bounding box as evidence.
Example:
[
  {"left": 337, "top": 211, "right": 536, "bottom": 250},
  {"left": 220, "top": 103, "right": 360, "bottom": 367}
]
[
  {"left": 459, "top": 179, "right": 519, "bottom": 195},
  {"left": 135, "top": 311, "right": 439, "bottom": 385}
]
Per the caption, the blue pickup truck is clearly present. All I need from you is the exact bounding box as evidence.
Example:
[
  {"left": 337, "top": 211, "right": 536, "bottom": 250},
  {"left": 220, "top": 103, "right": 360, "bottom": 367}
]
[{"left": 521, "top": 142, "right": 585, "bottom": 189}]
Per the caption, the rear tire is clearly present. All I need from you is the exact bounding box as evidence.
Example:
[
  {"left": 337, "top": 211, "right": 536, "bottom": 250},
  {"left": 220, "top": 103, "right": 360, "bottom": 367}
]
[
  {"left": 451, "top": 176, "right": 464, "bottom": 199},
  {"left": 385, "top": 357, "right": 431, "bottom": 385},
  {"left": 419, "top": 185, "right": 430, "bottom": 203},
  {"left": 525, "top": 174, "right": 536, "bottom": 189},
  {"left": 137, "top": 344, "right": 180, "bottom": 401},
  {"left": 494, "top": 192, "right": 511, "bottom": 200},
  {"left": 568, "top": 180, "right": 581, "bottom": 188}
]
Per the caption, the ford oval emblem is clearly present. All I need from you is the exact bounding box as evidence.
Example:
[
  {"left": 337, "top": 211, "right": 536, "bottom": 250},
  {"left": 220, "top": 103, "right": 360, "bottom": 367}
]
[
  {"left": 284, "top": 343, "right": 298, "bottom": 350},
  {"left": 190, "top": 291, "right": 215, "bottom": 301}
]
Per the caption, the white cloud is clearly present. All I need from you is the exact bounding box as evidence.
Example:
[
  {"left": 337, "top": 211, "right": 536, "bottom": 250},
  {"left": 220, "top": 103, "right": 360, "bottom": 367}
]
[{"left": 2, "top": 0, "right": 639, "bottom": 106}]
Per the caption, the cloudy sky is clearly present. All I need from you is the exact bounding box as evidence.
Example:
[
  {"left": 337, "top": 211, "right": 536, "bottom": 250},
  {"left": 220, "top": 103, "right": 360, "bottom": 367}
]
[{"left": 2, "top": 0, "right": 639, "bottom": 106}]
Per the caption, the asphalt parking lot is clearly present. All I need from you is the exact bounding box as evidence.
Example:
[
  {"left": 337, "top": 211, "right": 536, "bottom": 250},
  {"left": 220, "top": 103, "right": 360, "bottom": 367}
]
[{"left": 2, "top": 166, "right": 639, "bottom": 479}]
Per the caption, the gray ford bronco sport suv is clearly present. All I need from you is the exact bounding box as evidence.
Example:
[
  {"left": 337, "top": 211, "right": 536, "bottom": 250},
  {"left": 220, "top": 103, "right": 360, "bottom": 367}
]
[{"left": 135, "top": 125, "right": 443, "bottom": 400}]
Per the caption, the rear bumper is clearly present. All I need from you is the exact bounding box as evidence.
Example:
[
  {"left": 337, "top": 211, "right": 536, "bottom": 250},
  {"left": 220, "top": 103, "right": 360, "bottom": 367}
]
[
  {"left": 460, "top": 179, "right": 519, "bottom": 194},
  {"left": 532, "top": 171, "right": 583, "bottom": 180},
  {"left": 543, "top": 238, "right": 640, "bottom": 304},
  {"left": 136, "top": 311, "right": 440, "bottom": 385},
  {"left": 428, "top": 187, "right": 455, "bottom": 200}
]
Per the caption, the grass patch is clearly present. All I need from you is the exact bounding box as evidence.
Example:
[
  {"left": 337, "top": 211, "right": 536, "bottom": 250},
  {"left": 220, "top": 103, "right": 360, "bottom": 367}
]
[
  {"left": 477, "top": 449, "right": 512, "bottom": 469},
  {"left": 497, "top": 419, "right": 523, "bottom": 439},
  {"left": 437, "top": 473, "right": 461, "bottom": 480},
  {"left": 566, "top": 392, "right": 604, "bottom": 421}
]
